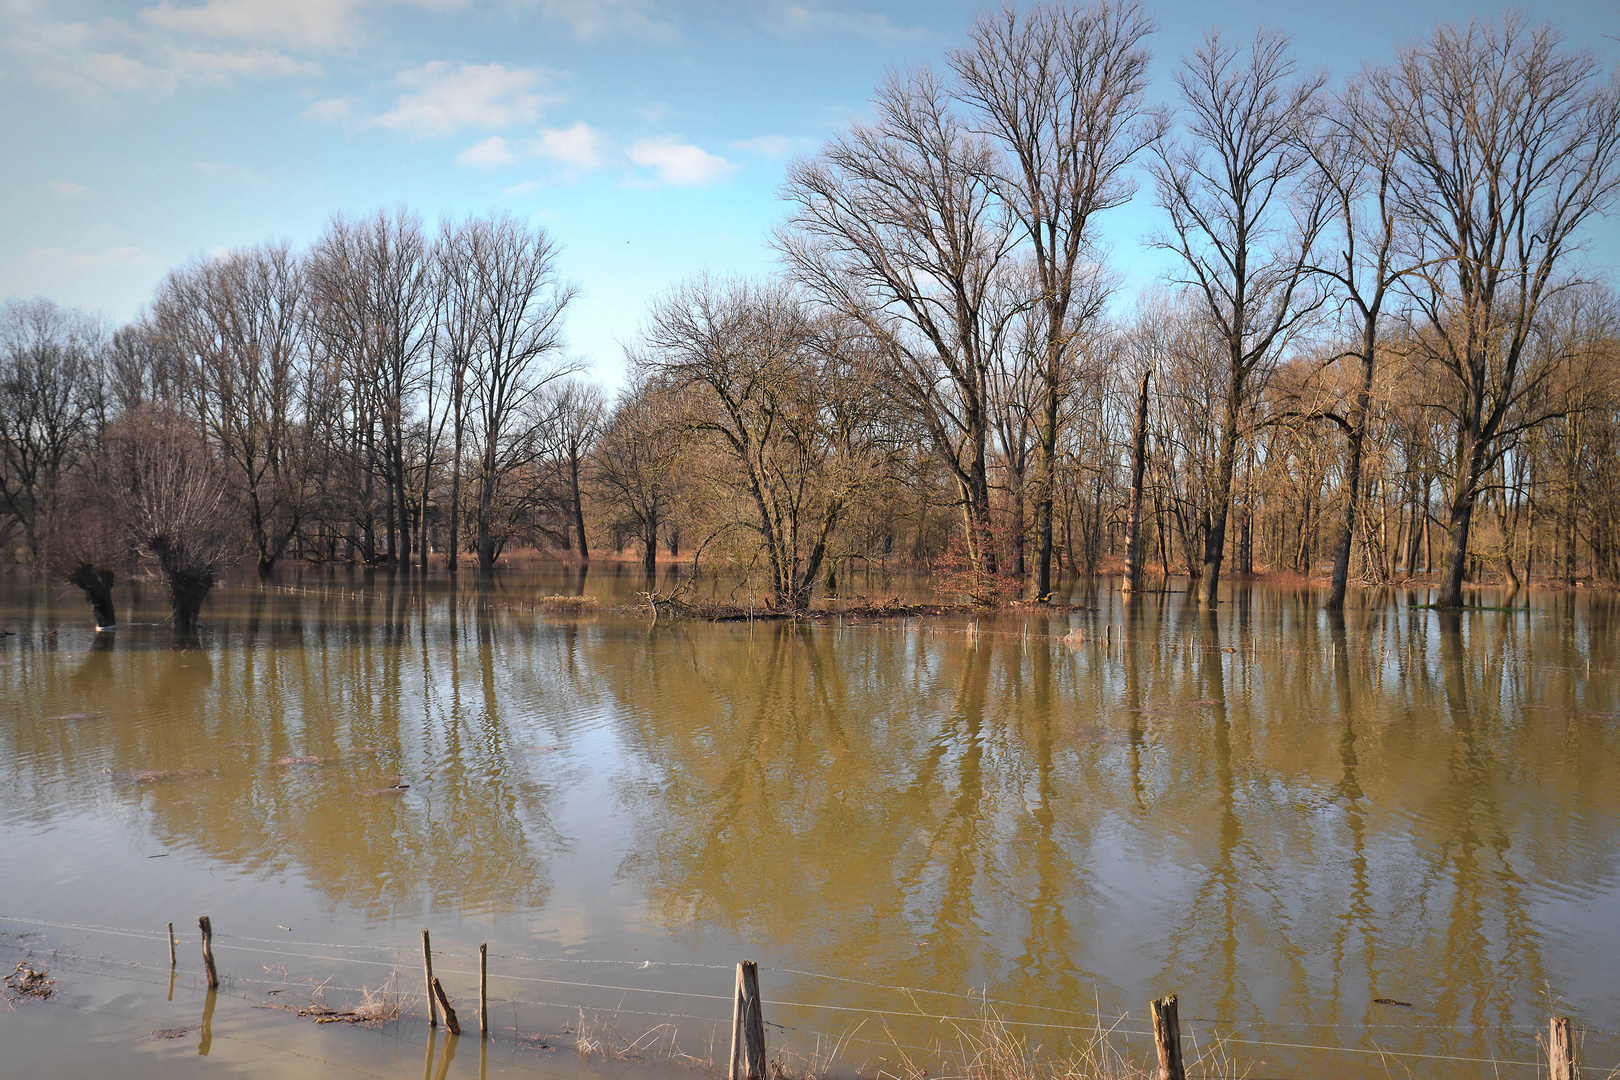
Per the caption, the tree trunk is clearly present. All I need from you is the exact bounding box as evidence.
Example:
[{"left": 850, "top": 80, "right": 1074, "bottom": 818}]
[
  {"left": 448, "top": 439, "right": 462, "bottom": 576},
  {"left": 1438, "top": 489, "right": 1477, "bottom": 608},
  {"left": 169, "top": 570, "right": 214, "bottom": 638},
  {"left": 477, "top": 444, "right": 497, "bottom": 574},
  {"left": 1564, "top": 417, "right": 1581, "bottom": 586},
  {"left": 1123, "top": 371, "right": 1151, "bottom": 595},
  {"left": 1329, "top": 323, "right": 1378, "bottom": 610},
  {"left": 643, "top": 505, "right": 659, "bottom": 578},
  {"left": 570, "top": 451, "right": 589, "bottom": 562},
  {"left": 1199, "top": 395, "right": 1242, "bottom": 607},
  {"left": 1010, "top": 460, "right": 1027, "bottom": 583},
  {"left": 69, "top": 564, "right": 117, "bottom": 630},
  {"left": 1034, "top": 368, "right": 1060, "bottom": 601}
]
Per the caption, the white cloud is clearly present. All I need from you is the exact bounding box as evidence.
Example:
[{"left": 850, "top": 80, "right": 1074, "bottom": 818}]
[
  {"left": 2, "top": 2, "right": 321, "bottom": 95},
  {"left": 759, "top": 3, "right": 928, "bottom": 41},
  {"left": 172, "top": 47, "right": 319, "bottom": 80},
  {"left": 378, "top": 61, "right": 552, "bottom": 137},
  {"left": 535, "top": 121, "right": 603, "bottom": 172},
  {"left": 504, "top": 180, "right": 539, "bottom": 197},
  {"left": 629, "top": 136, "right": 738, "bottom": 186},
  {"left": 456, "top": 135, "right": 519, "bottom": 169},
  {"left": 47, "top": 180, "right": 89, "bottom": 197},
  {"left": 524, "top": 0, "right": 675, "bottom": 42},
  {"left": 730, "top": 134, "right": 816, "bottom": 159},
  {"left": 141, "top": 0, "right": 364, "bottom": 50},
  {"left": 303, "top": 96, "right": 356, "bottom": 124},
  {"left": 455, "top": 121, "right": 604, "bottom": 176}
]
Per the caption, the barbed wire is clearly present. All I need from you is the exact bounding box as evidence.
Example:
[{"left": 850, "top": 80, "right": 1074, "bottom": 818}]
[{"left": 6, "top": 912, "right": 1616, "bottom": 1076}]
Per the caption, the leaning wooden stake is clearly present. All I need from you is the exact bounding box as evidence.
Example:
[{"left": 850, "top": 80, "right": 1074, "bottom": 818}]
[
  {"left": 423, "top": 929, "right": 439, "bottom": 1027},
  {"left": 1549, "top": 1016, "right": 1579, "bottom": 1080},
  {"left": 479, "top": 943, "right": 489, "bottom": 1035},
  {"left": 728, "top": 960, "right": 766, "bottom": 1080},
  {"left": 432, "top": 977, "right": 461, "bottom": 1036},
  {"left": 1151, "top": 993, "right": 1185, "bottom": 1080},
  {"left": 198, "top": 916, "right": 219, "bottom": 989},
  {"left": 167, "top": 922, "right": 176, "bottom": 968}
]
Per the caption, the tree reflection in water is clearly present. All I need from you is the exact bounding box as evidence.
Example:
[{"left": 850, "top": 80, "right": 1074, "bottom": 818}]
[{"left": 0, "top": 571, "right": 1616, "bottom": 1074}]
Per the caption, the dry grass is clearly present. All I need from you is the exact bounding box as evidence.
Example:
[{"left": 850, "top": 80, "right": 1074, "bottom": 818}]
[
  {"left": 573, "top": 1008, "right": 712, "bottom": 1071},
  {"left": 287, "top": 974, "right": 403, "bottom": 1027},
  {"left": 538, "top": 594, "right": 599, "bottom": 611},
  {"left": 764, "top": 1010, "right": 1244, "bottom": 1080},
  {"left": 559, "top": 1005, "right": 1237, "bottom": 1080}
]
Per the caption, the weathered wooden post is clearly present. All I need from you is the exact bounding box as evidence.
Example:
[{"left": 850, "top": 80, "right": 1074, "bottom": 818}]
[
  {"left": 728, "top": 960, "right": 767, "bottom": 1080},
  {"left": 423, "top": 929, "right": 439, "bottom": 1027},
  {"left": 167, "top": 922, "right": 176, "bottom": 968},
  {"left": 1549, "top": 1016, "right": 1579, "bottom": 1080},
  {"left": 198, "top": 916, "right": 219, "bottom": 989},
  {"left": 1151, "top": 993, "right": 1185, "bottom": 1080},
  {"left": 479, "top": 943, "right": 489, "bottom": 1035},
  {"left": 432, "top": 977, "right": 461, "bottom": 1036}
]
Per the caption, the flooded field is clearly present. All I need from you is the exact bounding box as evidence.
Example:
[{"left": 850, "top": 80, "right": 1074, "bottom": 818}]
[{"left": 1, "top": 567, "right": 1617, "bottom": 1079}]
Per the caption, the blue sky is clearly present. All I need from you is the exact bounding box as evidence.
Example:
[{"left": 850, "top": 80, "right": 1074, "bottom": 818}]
[{"left": 5, "top": 0, "right": 1617, "bottom": 387}]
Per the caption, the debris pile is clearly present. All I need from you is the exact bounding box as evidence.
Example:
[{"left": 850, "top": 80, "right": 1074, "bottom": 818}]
[{"left": 4, "top": 961, "right": 56, "bottom": 1000}]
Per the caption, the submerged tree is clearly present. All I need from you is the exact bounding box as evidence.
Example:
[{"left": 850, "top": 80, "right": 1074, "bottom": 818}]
[
  {"left": 781, "top": 68, "right": 1017, "bottom": 580},
  {"left": 0, "top": 299, "right": 105, "bottom": 559},
  {"left": 951, "top": 0, "right": 1159, "bottom": 599},
  {"left": 592, "top": 379, "right": 685, "bottom": 578},
  {"left": 1304, "top": 72, "right": 1419, "bottom": 609},
  {"left": 38, "top": 469, "right": 126, "bottom": 630},
  {"left": 464, "top": 213, "right": 578, "bottom": 572},
  {"left": 1150, "top": 28, "right": 1329, "bottom": 606},
  {"left": 151, "top": 241, "right": 314, "bottom": 579},
  {"left": 547, "top": 378, "right": 606, "bottom": 562},
  {"left": 638, "top": 277, "right": 882, "bottom": 610},
  {"left": 103, "top": 407, "right": 243, "bottom": 636},
  {"left": 1382, "top": 15, "right": 1620, "bottom": 607}
]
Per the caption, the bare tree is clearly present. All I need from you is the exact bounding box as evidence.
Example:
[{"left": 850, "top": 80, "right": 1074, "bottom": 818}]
[
  {"left": 1304, "top": 74, "right": 1421, "bottom": 608},
  {"left": 0, "top": 299, "right": 105, "bottom": 558},
  {"left": 1382, "top": 15, "right": 1620, "bottom": 607},
  {"left": 307, "top": 209, "right": 436, "bottom": 566},
  {"left": 464, "top": 213, "right": 578, "bottom": 572},
  {"left": 951, "top": 0, "right": 1159, "bottom": 599},
  {"left": 592, "top": 379, "right": 685, "bottom": 577},
  {"left": 38, "top": 462, "right": 127, "bottom": 630},
  {"left": 151, "top": 242, "right": 313, "bottom": 579},
  {"left": 638, "top": 277, "right": 880, "bottom": 609},
  {"left": 780, "top": 68, "right": 1018, "bottom": 578},
  {"left": 106, "top": 322, "right": 181, "bottom": 416},
  {"left": 1150, "top": 28, "right": 1329, "bottom": 606},
  {"left": 430, "top": 216, "right": 486, "bottom": 573},
  {"left": 547, "top": 378, "right": 606, "bottom": 561},
  {"left": 100, "top": 406, "right": 243, "bottom": 637}
]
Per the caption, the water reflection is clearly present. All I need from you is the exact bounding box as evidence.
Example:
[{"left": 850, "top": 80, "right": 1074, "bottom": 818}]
[
  {"left": 1, "top": 579, "right": 567, "bottom": 918},
  {"left": 591, "top": 591, "right": 1618, "bottom": 1063},
  {"left": 0, "top": 570, "right": 1616, "bottom": 1076}
]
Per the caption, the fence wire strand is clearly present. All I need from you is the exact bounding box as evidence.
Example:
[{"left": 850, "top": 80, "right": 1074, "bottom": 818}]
[{"left": 6, "top": 912, "right": 1617, "bottom": 1078}]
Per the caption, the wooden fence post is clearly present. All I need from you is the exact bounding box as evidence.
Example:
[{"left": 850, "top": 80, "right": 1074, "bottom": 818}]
[
  {"left": 728, "top": 960, "right": 766, "bottom": 1080},
  {"left": 198, "top": 916, "right": 219, "bottom": 989},
  {"left": 167, "top": 922, "right": 176, "bottom": 968},
  {"left": 1151, "top": 993, "right": 1185, "bottom": 1080},
  {"left": 479, "top": 943, "right": 488, "bottom": 1035},
  {"left": 423, "top": 929, "right": 439, "bottom": 1027},
  {"left": 1549, "top": 1016, "right": 1579, "bottom": 1080},
  {"left": 432, "top": 977, "right": 461, "bottom": 1036}
]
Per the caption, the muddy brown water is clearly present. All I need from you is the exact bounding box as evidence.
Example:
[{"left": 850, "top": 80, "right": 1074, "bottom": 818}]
[{"left": 0, "top": 567, "right": 1617, "bottom": 1079}]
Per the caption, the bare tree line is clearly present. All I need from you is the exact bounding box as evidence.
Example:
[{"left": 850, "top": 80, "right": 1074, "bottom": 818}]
[{"left": 5, "top": 3, "right": 1620, "bottom": 623}]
